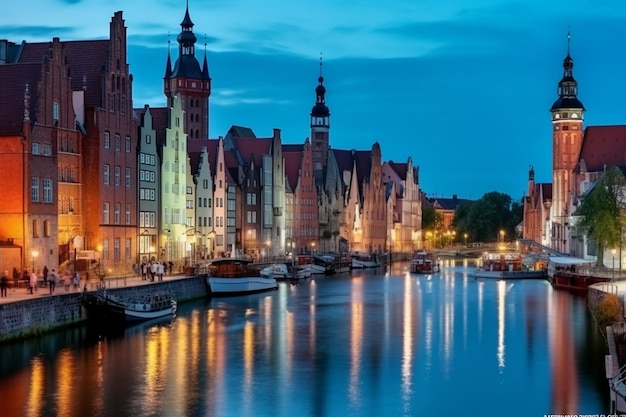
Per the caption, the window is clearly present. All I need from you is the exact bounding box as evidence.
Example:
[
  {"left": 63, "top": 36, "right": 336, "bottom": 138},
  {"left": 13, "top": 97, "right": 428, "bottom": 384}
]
[
  {"left": 32, "top": 143, "right": 39, "bottom": 155},
  {"left": 52, "top": 102, "right": 60, "bottom": 120},
  {"left": 126, "top": 204, "right": 131, "bottom": 225},
  {"left": 43, "top": 179, "right": 53, "bottom": 203},
  {"left": 125, "top": 168, "right": 131, "bottom": 187},
  {"left": 104, "top": 132, "right": 110, "bottom": 149},
  {"left": 32, "top": 219, "right": 39, "bottom": 238},
  {"left": 42, "top": 144, "right": 51, "bottom": 156},
  {"left": 103, "top": 238, "right": 109, "bottom": 261},
  {"left": 104, "top": 165, "right": 110, "bottom": 185},
  {"left": 114, "top": 238, "right": 120, "bottom": 261},
  {"left": 115, "top": 166, "right": 120, "bottom": 186},
  {"left": 103, "top": 203, "right": 110, "bottom": 224},
  {"left": 115, "top": 134, "right": 121, "bottom": 151},
  {"left": 31, "top": 177, "right": 39, "bottom": 202},
  {"left": 43, "top": 220, "right": 50, "bottom": 237},
  {"left": 114, "top": 203, "right": 120, "bottom": 224},
  {"left": 125, "top": 136, "right": 131, "bottom": 153},
  {"left": 146, "top": 134, "right": 151, "bottom": 144},
  {"left": 125, "top": 238, "right": 131, "bottom": 260}
]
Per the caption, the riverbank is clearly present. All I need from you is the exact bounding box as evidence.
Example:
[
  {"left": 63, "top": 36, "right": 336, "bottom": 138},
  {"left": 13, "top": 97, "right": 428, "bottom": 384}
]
[{"left": 0, "top": 273, "right": 208, "bottom": 343}]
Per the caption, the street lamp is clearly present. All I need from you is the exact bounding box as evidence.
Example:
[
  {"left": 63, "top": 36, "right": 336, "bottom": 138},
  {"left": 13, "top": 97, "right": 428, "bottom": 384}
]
[
  {"left": 31, "top": 250, "right": 38, "bottom": 272},
  {"left": 499, "top": 230, "right": 505, "bottom": 243},
  {"left": 311, "top": 241, "right": 316, "bottom": 254},
  {"left": 464, "top": 233, "right": 468, "bottom": 247},
  {"left": 266, "top": 240, "right": 271, "bottom": 261},
  {"left": 612, "top": 248, "right": 617, "bottom": 282}
]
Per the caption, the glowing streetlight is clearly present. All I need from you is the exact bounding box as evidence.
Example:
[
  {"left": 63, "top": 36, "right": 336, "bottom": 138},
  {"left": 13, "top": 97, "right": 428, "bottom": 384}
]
[
  {"left": 464, "top": 233, "right": 468, "bottom": 247},
  {"left": 499, "top": 230, "right": 505, "bottom": 243},
  {"left": 31, "top": 250, "right": 38, "bottom": 272}
]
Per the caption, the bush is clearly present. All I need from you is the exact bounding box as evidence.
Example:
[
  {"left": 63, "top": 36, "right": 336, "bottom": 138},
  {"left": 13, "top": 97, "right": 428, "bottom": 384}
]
[{"left": 592, "top": 293, "right": 623, "bottom": 331}]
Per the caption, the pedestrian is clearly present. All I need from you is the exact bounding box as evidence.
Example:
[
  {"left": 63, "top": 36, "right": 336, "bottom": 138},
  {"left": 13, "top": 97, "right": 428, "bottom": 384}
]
[
  {"left": 29, "top": 270, "right": 38, "bottom": 294},
  {"left": 150, "top": 261, "right": 157, "bottom": 282},
  {"left": 141, "top": 262, "right": 147, "bottom": 280},
  {"left": 49, "top": 268, "right": 58, "bottom": 294},
  {"left": 73, "top": 271, "right": 80, "bottom": 291},
  {"left": 0, "top": 271, "right": 8, "bottom": 297},
  {"left": 168, "top": 261, "right": 173, "bottom": 276},
  {"left": 43, "top": 265, "right": 49, "bottom": 286},
  {"left": 12, "top": 267, "right": 19, "bottom": 289},
  {"left": 22, "top": 269, "right": 29, "bottom": 292},
  {"left": 158, "top": 262, "right": 164, "bottom": 282}
]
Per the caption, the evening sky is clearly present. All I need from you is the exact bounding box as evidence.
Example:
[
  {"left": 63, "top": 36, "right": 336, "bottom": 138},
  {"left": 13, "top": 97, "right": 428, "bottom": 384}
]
[{"left": 4, "top": 0, "right": 626, "bottom": 200}]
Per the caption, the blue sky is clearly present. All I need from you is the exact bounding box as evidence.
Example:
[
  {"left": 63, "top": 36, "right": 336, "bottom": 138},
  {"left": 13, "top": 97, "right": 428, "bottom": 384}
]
[{"left": 4, "top": 1, "right": 626, "bottom": 200}]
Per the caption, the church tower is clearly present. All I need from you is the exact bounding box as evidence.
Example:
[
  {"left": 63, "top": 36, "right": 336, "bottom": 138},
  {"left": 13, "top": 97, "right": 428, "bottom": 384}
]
[
  {"left": 549, "top": 32, "right": 584, "bottom": 254},
  {"left": 164, "top": 4, "right": 211, "bottom": 139},
  {"left": 310, "top": 56, "right": 330, "bottom": 176}
]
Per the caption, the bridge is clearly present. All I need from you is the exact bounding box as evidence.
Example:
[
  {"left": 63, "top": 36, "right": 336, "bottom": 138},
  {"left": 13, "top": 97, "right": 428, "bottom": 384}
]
[{"left": 434, "top": 238, "right": 566, "bottom": 258}]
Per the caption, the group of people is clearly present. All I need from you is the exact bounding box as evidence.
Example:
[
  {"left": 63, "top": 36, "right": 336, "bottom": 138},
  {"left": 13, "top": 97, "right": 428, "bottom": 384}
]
[
  {"left": 0, "top": 266, "right": 83, "bottom": 297},
  {"left": 139, "top": 260, "right": 172, "bottom": 282}
]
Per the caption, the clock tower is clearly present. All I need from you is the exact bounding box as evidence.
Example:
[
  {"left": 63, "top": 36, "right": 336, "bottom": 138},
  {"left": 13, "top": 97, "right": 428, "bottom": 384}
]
[
  {"left": 164, "top": 4, "right": 211, "bottom": 139},
  {"left": 310, "top": 57, "right": 330, "bottom": 176},
  {"left": 549, "top": 32, "right": 584, "bottom": 254}
]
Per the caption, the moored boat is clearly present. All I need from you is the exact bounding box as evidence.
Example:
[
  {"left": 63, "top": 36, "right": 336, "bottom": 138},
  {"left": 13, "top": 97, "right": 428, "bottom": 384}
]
[
  {"left": 350, "top": 252, "right": 380, "bottom": 269},
  {"left": 409, "top": 250, "right": 440, "bottom": 274},
  {"left": 82, "top": 289, "right": 177, "bottom": 323},
  {"left": 260, "top": 263, "right": 311, "bottom": 281},
  {"left": 474, "top": 251, "right": 548, "bottom": 279},
  {"left": 207, "top": 258, "right": 277, "bottom": 296},
  {"left": 311, "top": 255, "right": 336, "bottom": 275},
  {"left": 547, "top": 256, "right": 611, "bottom": 292}
]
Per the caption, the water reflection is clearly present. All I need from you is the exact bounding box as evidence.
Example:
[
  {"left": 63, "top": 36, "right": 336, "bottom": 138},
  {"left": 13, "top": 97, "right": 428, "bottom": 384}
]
[{"left": 0, "top": 264, "right": 610, "bottom": 416}]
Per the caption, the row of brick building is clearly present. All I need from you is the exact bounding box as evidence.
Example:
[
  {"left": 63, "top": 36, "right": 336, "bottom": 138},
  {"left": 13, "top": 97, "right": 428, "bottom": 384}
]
[
  {"left": 523, "top": 33, "right": 626, "bottom": 264},
  {"left": 0, "top": 7, "right": 423, "bottom": 276}
]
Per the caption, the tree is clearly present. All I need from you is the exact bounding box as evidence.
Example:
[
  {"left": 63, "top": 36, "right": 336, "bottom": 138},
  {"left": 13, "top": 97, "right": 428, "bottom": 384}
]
[
  {"left": 452, "top": 191, "right": 517, "bottom": 243},
  {"left": 574, "top": 166, "right": 626, "bottom": 267}
]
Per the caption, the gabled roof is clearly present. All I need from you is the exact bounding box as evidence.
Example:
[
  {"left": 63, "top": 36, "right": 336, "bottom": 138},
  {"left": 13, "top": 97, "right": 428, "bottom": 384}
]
[
  {"left": 233, "top": 137, "right": 272, "bottom": 166},
  {"left": 430, "top": 196, "right": 471, "bottom": 211},
  {"left": 0, "top": 63, "right": 41, "bottom": 135},
  {"left": 387, "top": 161, "right": 407, "bottom": 180},
  {"left": 227, "top": 125, "right": 256, "bottom": 139},
  {"left": 579, "top": 125, "right": 626, "bottom": 173},
  {"left": 20, "top": 40, "right": 111, "bottom": 109},
  {"left": 283, "top": 148, "right": 304, "bottom": 192},
  {"left": 188, "top": 138, "right": 218, "bottom": 176}
]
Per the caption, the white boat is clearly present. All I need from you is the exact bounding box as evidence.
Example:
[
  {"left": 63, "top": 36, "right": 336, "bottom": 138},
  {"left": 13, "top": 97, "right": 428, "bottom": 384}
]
[
  {"left": 311, "top": 255, "right": 336, "bottom": 274},
  {"left": 409, "top": 251, "right": 440, "bottom": 274},
  {"left": 350, "top": 252, "right": 380, "bottom": 269},
  {"left": 261, "top": 263, "right": 312, "bottom": 281},
  {"left": 207, "top": 258, "right": 277, "bottom": 296},
  {"left": 82, "top": 290, "right": 177, "bottom": 323},
  {"left": 474, "top": 251, "right": 547, "bottom": 279}
]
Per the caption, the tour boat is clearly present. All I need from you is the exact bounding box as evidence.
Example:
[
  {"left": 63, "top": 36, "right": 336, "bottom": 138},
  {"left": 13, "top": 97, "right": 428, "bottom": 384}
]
[
  {"left": 82, "top": 289, "right": 177, "bottom": 323},
  {"left": 206, "top": 258, "right": 277, "bottom": 295},
  {"left": 474, "top": 251, "right": 548, "bottom": 279},
  {"left": 327, "top": 254, "right": 352, "bottom": 273},
  {"left": 547, "top": 256, "right": 611, "bottom": 292},
  {"left": 409, "top": 250, "right": 440, "bottom": 274},
  {"left": 350, "top": 252, "right": 380, "bottom": 269}
]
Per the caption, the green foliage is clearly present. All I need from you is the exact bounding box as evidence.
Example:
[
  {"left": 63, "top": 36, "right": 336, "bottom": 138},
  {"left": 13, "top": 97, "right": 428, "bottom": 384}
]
[
  {"left": 422, "top": 206, "right": 440, "bottom": 230},
  {"left": 453, "top": 191, "right": 518, "bottom": 242},
  {"left": 575, "top": 166, "right": 626, "bottom": 266}
]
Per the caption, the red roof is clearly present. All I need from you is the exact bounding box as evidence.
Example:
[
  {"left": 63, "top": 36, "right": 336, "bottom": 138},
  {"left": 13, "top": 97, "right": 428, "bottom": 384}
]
[
  {"left": 580, "top": 125, "right": 626, "bottom": 172},
  {"left": 283, "top": 150, "right": 303, "bottom": 192},
  {"left": 0, "top": 63, "right": 41, "bottom": 135},
  {"left": 233, "top": 138, "right": 272, "bottom": 166},
  {"left": 20, "top": 40, "right": 111, "bottom": 109}
]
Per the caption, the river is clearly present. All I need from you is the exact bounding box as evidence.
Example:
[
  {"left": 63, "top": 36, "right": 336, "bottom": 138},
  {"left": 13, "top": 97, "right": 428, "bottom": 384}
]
[{"left": 0, "top": 261, "right": 611, "bottom": 416}]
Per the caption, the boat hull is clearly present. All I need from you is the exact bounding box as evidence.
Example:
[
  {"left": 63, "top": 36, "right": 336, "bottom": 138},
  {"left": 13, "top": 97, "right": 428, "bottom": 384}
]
[
  {"left": 207, "top": 276, "right": 277, "bottom": 296},
  {"left": 82, "top": 292, "right": 177, "bottom": 323},
  {"left": 550, "top": 271, "right": 612, "bottom": 292}
]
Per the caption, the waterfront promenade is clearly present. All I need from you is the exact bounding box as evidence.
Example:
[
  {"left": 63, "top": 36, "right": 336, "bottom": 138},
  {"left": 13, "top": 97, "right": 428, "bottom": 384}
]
[{"left": 0, "top": 272, "right": 191, "bottom": 305}]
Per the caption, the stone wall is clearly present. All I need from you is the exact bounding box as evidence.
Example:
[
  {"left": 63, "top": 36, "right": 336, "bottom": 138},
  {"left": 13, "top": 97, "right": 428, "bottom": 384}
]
[{"left": 0, "top": 276, "right": 208, "bottom": 343}]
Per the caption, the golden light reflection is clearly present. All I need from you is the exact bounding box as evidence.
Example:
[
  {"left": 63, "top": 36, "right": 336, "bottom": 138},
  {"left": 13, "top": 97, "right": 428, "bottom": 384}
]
[
  {"left": 242, "top": 320, "right": 255, "bottom": 414},
  {"left": 349, "top": 277, "right": 364, "bottom": 407},
  {"left": 440, "top": 269, "right": 454, "bottom": 376},
  {"left": 55, "top": 349, "right": 74, "bottom": 416},
  {"left": 205, "top": 308, "right": 227, "bottom": 415},
  {"left": 309, "top": 279, "right": 317, "bottom": 355},
  {"left": 401, "top": 274, "right": 415, "bottom": 407},
  {"left": 497, "top": 280, "right": 506, "bottom": 371},
  {"left": 25, "top": 356, "right": 44, "bottom": 417}
]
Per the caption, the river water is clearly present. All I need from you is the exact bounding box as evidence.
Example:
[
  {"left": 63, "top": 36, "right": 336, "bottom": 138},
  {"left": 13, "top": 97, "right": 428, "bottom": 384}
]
[{"left": 0, "top": 261, "right": 611, "bottom": 416}]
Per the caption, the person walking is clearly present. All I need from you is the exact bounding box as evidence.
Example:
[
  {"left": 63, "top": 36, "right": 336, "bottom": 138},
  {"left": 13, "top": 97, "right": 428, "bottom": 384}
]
[
  {"left": 48, "top": 269, "right": 58, "bottom": 294},
  {"left": 43, "top": 265, "right": 49, "bottom": 286},
  {"left": 73, "top": 271, "right": 81, "bottom": 291},
  {"left": 29, "top": 270, "right": 38, "bottom": 294},
  {"left": 12, "top": 267, "right": 19, "bottom": 289},
  {"left": 0, "top": 271, "right": 8, "bottom": 297}
]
